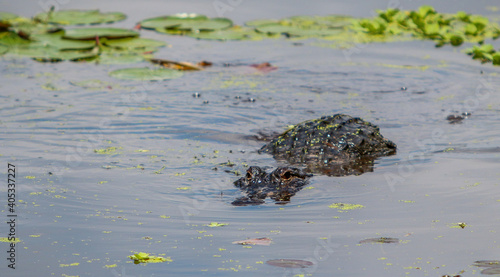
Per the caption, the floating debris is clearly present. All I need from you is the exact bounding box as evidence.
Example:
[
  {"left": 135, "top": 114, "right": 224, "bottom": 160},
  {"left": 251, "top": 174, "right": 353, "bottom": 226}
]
[
  {"left": 359, "top": 237, "right": 399, "bottom": 244},
  {"left": 232, "top": 237, "right": 272, "bottom": 246},
  {"left": 266, "top": 259, "right": 314, "bottom": 268}
]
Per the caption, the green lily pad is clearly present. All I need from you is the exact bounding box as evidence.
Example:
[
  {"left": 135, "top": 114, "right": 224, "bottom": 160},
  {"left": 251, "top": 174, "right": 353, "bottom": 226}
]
[
  {"left": 173, "top": 17, "right": 232, "bottom": 31},
  {"left": 103, "top": 37, "right": 166, "bottom": 50},
  {"left": 245, "top": 19, "right": 280, "bottom": 27},
  {"left": 187, "top": 26, "right": 263, "bottom": 40},
  {"left": 140, "top": 14, "right": 232, "bottom": 32},
  {"left": 140, "top": 13, "right": 208, "bottom": 30},
  {"left": 0, "top": 11, "right": 19, "bottom": 21},
  {"left": 31, "top": 32, "right": 96, "bottom": 50},
  {"left": 10, "top": 44, "right": 98, "bottom": 61},
  {"left": 0, "top": 31, "right": 31, "bottom": 46},
  {"left": 63, "top": 28, "right": 139, "bottom": 40},
  {"left": 0, "top": 44, "right": 8, "bottom": 55},
  {"left": 10, "top": 21, "right": 61, "bottom": 36},
  {"left": 98, "top": 52, "right": 148, "bottom": 64},
  {"left": 34, "top": 9, "right": 126, "bottom": 25},
  {"left": 109, "top": 67, "right": 183, "bottom": 81}
]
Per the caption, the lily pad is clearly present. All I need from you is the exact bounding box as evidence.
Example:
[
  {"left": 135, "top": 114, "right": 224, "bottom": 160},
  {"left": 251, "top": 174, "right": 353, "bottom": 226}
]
[
  {"left": 173, "top": 17, "right": 233, "bottom": 32},
  {"left": 34, "top": 9, "right": 126, "bottom": 25},
  {"left": 103, "top": 37, "right": 166, "bottom": 50},
  {"left": 140, "top": 14, "right": 209, "bottom": 30},
  {"left": 187, "top": 26, "right": 263, "bottom": 40},
  {"left": 10, "top": 44, "right": 98, "bottom": 61},
  {"left": 266, "top": 259, "right": 314, "bottom": 268},
  {"left": 0, "top": 11, "right": 19, "bottom": 21},
  {"left": 63, "top": 28, "right": 139, "bottom": 40},
  {"left": 150, "top": 58, "right": 203, "bottom": 71},
  {"left": 245, "top": 19, "right": 280, "bottom": 27},
  {"left": 0, "top": 32, "right": 30, "bottom": 46},
  {"left": 10, "top": 21, "right": 61, "bottom": 36},
  {"left": 98, "top": 52, "right": 148, "bottom": 64},
  {"left": 109, "top": 67, "right": 183, "bottom": 81},
  {"left": 140, "top": 14, "right": 232, "bottom": 32},
  {"left": 0, "top": 44, "right": 8, "bottom": 55},
  {"left": 31, "top": 32, "right": 96, "bottom": 50}
]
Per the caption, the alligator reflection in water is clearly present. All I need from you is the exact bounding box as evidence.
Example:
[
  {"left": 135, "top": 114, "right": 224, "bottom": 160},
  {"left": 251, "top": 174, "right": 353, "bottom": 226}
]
[
  {"left": 259, "top": 114, "right": 397, "bottom": 176},
  {"left": 232, "top": 166, "right": 312, "bottom": 206}
]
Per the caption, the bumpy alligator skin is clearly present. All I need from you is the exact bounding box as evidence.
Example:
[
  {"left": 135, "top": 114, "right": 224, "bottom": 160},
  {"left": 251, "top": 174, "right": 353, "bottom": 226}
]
[
  {"left": 259, "top": 114, "right": 396, "bottom": 176},
  {"left": 232, "top": 166, "right": 312, "bottom": 206}
]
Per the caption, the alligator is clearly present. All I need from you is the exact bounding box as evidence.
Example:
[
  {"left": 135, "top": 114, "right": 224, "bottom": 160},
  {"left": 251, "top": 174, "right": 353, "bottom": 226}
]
[
  {"left": 232, "top": 166, "right": 312, "bottom": 206},
  {"left": 258, "top": 114, "right": 397, "bottom": 176}
]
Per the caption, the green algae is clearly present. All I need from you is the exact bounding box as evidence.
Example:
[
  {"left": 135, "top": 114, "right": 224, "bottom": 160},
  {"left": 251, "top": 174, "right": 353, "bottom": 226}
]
[
  {"left": 128, "top": 252, "right": 172, "bottom": 264},
  {"left": 328, "top": 203, "right": 365, "bottom": 211}
]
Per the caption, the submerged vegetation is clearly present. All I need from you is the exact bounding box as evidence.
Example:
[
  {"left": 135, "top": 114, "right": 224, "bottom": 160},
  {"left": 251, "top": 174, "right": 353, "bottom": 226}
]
[{"left": 1, "top": 6, "right": 500, "bottom": 71}]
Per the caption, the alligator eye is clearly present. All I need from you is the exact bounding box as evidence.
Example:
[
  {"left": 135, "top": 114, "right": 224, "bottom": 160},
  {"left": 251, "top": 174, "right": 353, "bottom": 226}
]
[{"left": 281, "top": 170, "right": 292, "bottom": 180}]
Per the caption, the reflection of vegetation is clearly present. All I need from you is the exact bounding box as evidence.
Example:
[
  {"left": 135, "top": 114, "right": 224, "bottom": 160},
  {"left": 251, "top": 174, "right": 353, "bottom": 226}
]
[{"left": 1, "top": 5, "right": 500, "bottom": 67}]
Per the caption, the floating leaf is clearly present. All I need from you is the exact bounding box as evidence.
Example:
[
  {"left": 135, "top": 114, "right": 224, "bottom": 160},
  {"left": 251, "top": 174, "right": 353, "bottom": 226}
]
[
  {"left": 245, "top": 19, "right": 280, "bottom": 27},
  {"left": 359, "top": 237, "right": 399, "bottom": 244},
  {"left": 0, "top": 31, "right": 31, "bottom": 46},
  {"left": 63, "top": 28, "right": 139, "bottom": 40},
  {"left": 109, "top": 67, "right": 183, "bottom": 81},
  {"left": 0, "top": 43, "right": 8, "bottom": 55},
  {"left": 206, "top": 222, "right": 228, "bottom": 227},
  {"left": 232, "top": 237, "right": 272, "bottom": 246},
  {"left": 140, "top": 14, "right": 208, "bottom": 29},
  {"left": 10, "top": 20, "right": 61, "bottom": 36},
  {"left": 140, "top": 14, "right": 232, "bottom": 32},
  {"left": 31, "top": 32, "right": 96, "bottom": 50},
  {"left": 0, "top": 11, "right": 19, "bottom": 21},
  {"left": 10, "top": 44, "right": 98, "bottom": 61},
  {"left": 34, "top": 9, "right": 126, "bottom": 25},
  {"left": 492, "top": 53, "right": 500, "bottom": 65},
  {"left": 150, "top": 58, "right": 204, "bottom": 71},
  {"left": 103, "top": 37, "right": 166, "bottom": 50},
  {"left": 266, "top": 259, "right": 314, "bottom": 268},
  {"left": 187, "top": 26, "right": 263, "bottom": 41}
]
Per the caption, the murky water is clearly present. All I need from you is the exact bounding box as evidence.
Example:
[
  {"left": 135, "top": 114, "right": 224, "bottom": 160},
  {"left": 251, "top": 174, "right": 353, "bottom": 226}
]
[{"left": 1, "top": 0, "right": 500, "bottom": 276}]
